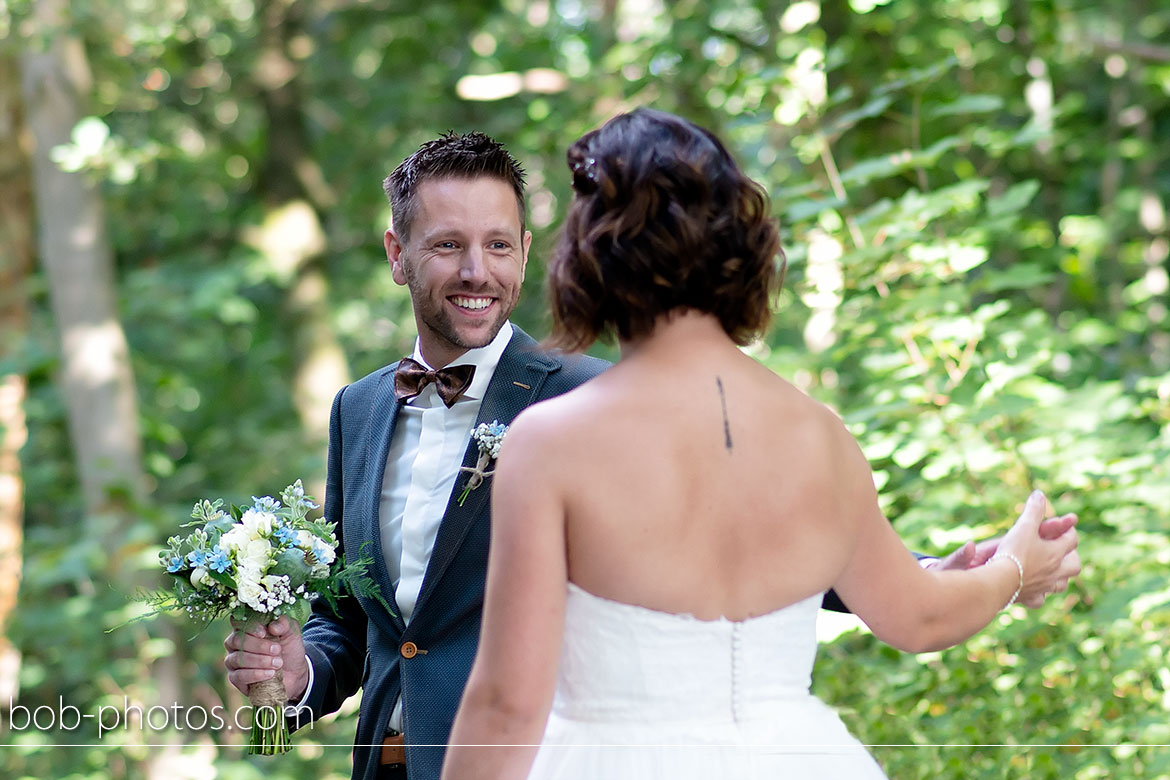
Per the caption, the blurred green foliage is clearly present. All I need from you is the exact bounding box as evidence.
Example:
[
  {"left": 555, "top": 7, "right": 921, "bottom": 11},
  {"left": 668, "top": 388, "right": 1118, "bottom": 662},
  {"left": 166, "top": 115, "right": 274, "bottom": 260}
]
[{"left": 3, "top": 0, "right": 1169, "bottom": 777}]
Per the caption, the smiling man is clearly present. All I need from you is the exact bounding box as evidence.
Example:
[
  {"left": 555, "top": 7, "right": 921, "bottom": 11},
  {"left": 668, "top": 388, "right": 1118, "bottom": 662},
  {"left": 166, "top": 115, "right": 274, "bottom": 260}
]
[
  {"left": 386, "top": 174, "right": 529, "bottom": 367},
  {"left": 222, "top": 132, "right": 608, "bottom": 780}
]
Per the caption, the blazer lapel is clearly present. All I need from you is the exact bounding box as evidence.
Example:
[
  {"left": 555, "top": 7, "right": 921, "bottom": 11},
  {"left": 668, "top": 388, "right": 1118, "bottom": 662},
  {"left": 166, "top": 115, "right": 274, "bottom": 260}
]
[
  {"left": 410, "top": 329, "right": 560, "bottom": 618},
  {"left": 359, "top": 365, "right": 408, "bottom": 636}
]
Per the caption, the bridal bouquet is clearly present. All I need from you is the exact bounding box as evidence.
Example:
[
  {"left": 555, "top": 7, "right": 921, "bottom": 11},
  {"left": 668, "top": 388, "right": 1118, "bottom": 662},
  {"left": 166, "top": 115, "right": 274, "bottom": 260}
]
[{"left": 146, "top": 480, "right": 382, "bottom": 754}]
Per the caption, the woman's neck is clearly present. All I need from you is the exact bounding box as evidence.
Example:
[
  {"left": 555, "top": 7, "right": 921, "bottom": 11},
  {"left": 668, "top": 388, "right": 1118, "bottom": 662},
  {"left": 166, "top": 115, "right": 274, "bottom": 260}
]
[{"left": 618, "top": 309, "right": 738, "bottom": 363}]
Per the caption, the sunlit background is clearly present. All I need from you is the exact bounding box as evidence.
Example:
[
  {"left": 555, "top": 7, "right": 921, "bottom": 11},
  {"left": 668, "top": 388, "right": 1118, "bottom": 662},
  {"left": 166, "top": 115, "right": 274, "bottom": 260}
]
[{"left": 3, "top": 0, "right": 1169, "bottom": 777}]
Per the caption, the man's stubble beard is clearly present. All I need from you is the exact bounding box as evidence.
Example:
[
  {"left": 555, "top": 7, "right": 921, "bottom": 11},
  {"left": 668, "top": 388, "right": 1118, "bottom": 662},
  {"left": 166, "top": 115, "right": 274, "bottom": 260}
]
[{"left": 404, "top": 262, "right": 515, "bottom": 356}]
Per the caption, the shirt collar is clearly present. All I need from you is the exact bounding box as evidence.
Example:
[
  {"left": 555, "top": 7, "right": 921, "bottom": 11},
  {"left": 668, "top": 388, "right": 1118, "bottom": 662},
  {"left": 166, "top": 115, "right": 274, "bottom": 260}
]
[{"left": 409, "top": 321, "right": 513, "bottom": 404}]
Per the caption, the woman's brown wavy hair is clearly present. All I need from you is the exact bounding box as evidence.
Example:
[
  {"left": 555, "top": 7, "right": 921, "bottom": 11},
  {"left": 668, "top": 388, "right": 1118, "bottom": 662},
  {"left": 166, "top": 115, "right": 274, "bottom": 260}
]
[{"left": 547, "top": 108, "right": 785, "bottom": 351}]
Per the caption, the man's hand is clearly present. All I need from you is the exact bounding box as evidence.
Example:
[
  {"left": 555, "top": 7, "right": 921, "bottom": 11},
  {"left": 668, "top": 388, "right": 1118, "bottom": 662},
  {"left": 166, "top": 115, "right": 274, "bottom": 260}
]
[
  {"left": 224, "top": 616, "right": 310, "bottom": 702},
  {"left": 926, "top": 513, "right": 1081, "bottom": 608},
  {"left": 927, "top": 539, "right": 997, "bottom": 571}
]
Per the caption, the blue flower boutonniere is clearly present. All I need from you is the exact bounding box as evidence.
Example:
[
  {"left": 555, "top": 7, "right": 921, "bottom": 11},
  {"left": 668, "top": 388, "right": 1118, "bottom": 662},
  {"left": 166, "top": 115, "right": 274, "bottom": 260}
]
[{"left": 457, "top": 420, "right": 508, "bottom": 505}]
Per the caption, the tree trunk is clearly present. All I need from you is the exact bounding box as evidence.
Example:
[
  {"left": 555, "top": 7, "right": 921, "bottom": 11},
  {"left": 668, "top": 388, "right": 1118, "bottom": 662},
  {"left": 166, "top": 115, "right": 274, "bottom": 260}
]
[
  {"left": 251, "top": 0, "right": 349, "bottom": 498},
  {"left": 0, "top": 52, "right": 31, "bottom": 704},
  {"left": 22, "top": 3, "right": 181, "bottom": 776},
  {"left": 21, "top": 0, "right": 146, "bottom": 516}
]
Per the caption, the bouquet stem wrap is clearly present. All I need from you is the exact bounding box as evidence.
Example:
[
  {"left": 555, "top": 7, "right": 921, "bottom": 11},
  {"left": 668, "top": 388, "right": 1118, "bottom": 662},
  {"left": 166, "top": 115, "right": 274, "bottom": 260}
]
[{"left": 248, "top": 668, "right": 289, "bottom": 755}]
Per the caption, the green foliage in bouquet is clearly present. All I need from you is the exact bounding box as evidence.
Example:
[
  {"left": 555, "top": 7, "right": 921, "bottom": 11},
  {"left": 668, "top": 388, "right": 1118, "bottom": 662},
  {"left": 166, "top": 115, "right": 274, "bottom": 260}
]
[
  {"left": 148, "top": 480, "right": 385, "bottom": 630},
  {"left": 141, "top": 480, "right": 388, "bottom": 755}
]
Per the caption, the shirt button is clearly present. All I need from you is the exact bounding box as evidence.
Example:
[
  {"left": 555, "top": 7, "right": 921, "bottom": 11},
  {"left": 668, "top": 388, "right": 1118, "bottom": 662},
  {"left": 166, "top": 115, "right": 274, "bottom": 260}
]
[{"left": 400, "top": 642, "right": 418, "bottom": 659}]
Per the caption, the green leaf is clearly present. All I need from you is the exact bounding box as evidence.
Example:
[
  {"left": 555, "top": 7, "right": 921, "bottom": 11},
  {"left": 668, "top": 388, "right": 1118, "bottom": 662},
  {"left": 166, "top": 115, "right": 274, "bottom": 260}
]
[
  {"left": 784, "top": 197, "right": 846, "bottom": 223},
  {"left": 977, "top": 264, "right": 1056, "bottom": 293},
  {"left": 838, "top": 137, "right": 961, "bottom": 187},
  {"left": 288, "top": 598, "right": 311, "bottom": 627},
  {"left": 204, "top": 516, "right": 235, "bottom": 537},
  {"left": 986, "top": 180, "right": 1040, "bottom": 218},
  {"left": 823, "top": 94, "right": 894, "bottom": 135},
  {"left": 926, "top": 94, "right": 1004, "bottom": 118}
]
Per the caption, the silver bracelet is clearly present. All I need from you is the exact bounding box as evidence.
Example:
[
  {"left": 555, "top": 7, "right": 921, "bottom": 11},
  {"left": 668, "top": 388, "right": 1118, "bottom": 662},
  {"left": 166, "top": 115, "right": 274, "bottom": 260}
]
[{"left": 990, "top": 552, "right": 1024, "bottom": 609}]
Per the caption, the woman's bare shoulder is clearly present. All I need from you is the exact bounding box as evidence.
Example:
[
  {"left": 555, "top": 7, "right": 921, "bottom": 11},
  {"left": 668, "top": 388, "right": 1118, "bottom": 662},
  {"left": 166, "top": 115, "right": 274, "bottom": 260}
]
[
  {"left": 750, "top": 368, "right": 855, "bottom": 439},
  {"left": 498, "top": 382, "right": 605, "bottom": 460}
]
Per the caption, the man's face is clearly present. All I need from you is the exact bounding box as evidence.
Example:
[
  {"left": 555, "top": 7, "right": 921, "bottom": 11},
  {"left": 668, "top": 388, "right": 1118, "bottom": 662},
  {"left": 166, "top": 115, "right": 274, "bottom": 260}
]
[{"left": 385, "top": 176, "right": 531, "bottom": 368}]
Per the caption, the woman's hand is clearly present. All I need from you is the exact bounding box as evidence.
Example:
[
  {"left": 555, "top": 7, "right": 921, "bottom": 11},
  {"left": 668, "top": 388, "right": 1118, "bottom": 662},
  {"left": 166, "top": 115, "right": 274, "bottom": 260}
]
[{"left": 995, "top": 491, "right": 1081, "bottom": 607}]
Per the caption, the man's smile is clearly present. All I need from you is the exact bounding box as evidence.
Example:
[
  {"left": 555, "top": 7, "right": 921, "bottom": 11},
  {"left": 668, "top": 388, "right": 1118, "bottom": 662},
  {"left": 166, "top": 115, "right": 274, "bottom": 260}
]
[{"left": 450, "top": 295, "right": 495, "bottom": 312}]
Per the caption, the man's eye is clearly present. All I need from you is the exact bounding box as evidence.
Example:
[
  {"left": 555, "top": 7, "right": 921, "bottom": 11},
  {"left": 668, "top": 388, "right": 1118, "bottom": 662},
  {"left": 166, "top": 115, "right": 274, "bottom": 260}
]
[
  {"left": 437, "top": 241, "right": 457, "bottom": 249},
  {"left": 490, "top": 241, "right": 509, "bottom": 250}
]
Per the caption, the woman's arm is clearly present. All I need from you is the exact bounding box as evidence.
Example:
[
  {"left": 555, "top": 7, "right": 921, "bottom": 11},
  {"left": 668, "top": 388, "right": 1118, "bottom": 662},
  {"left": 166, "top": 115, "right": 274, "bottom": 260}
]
[
  {"left": 830, "top": 425, "right": 1077, "bottom": 653},
  {"left": 442, "top": 410, "right": 567, "bottom": 780}
]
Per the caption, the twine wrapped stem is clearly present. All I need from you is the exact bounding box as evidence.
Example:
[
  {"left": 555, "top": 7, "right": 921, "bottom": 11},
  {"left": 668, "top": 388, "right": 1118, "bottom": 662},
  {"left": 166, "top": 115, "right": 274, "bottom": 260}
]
[
  {"left": 456, "top": 450, "right": 495, "bottom": 505},
  {"left": 247, "top": 656, "right": 290, "bottom": 754}
]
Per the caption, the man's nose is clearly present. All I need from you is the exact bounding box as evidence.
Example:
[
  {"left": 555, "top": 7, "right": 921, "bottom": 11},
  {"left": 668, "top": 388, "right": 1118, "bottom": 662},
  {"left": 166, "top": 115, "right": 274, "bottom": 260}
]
[{"left": 459, "top": 246, "right": 488, "bottom": 284}]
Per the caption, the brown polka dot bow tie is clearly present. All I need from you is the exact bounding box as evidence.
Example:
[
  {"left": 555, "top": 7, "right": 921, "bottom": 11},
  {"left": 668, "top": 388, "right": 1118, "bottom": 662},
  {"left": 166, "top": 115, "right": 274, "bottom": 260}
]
[{"left": 393, "top": 357, "right": 476, "bottom": 408}]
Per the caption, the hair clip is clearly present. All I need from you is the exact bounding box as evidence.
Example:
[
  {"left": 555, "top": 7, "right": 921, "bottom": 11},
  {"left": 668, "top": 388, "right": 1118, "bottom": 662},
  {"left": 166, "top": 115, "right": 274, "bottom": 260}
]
[{"left": 570, "top": 156, "right": 599, "bottom": 194}]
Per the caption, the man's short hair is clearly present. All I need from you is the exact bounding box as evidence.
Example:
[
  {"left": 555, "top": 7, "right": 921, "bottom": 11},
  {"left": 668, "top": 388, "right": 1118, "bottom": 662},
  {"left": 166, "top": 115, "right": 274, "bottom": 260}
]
[{"left": 383, "top": 131, "right": 527, "bottom": 240}]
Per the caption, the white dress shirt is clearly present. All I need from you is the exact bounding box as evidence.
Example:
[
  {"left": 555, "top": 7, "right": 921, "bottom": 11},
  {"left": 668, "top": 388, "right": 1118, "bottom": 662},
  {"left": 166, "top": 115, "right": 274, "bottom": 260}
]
[
  {"left": 293, "top": 322, "right": 514, "bottom": 729},
  {"left": 381, "top": 320, "right": 513, "bottom": 624},
  {"left": 381, "top": 321, "right": 512, "bottom": 730}
]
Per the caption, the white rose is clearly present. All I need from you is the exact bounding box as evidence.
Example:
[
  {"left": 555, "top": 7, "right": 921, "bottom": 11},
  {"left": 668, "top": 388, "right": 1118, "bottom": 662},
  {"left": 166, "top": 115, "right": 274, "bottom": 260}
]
[
  {"left": 240, "top": 508, "right": 276, "bottom": 538},
  {"left": 237, "top": 538, "right": 272, "bottom": 576},
  {"left": 295, "top": 530, "right": 315, "bottom": 549},
  {"left": 218, "top": 525, "right": 249, "bottom": 553},
  {"left": 236, "top": 572, "right": 265, "bottom": 611}
]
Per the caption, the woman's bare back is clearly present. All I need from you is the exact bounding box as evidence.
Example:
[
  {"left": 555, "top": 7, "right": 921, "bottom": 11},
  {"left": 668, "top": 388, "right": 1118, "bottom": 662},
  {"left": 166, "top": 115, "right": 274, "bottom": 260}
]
[{"left": 533, "top": 313, "right": 866, "bottom": 621}]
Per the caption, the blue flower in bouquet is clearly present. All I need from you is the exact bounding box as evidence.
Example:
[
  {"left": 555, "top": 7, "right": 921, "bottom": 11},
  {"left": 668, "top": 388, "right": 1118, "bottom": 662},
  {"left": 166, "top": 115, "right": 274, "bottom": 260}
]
[
  {"left": 187, "top": 548, "right": 209, "bottom": 567},
  {"left": 310, "top": 537, "right": 336, "bottom": 565},
  {"left": 293, "top": 530, "right": 337, "bottom": 566},
  {"left": 251, "top": 495, "right": 281, "bottom": 513},
  {"left": 207, "top": 546, "right": 231, "bottom": 573},
  {"left": 273, "top": 525, "right": 297, "bottom": 545},
  {"left": 165, "top": 554, "right": 185, "bottom": 573}
]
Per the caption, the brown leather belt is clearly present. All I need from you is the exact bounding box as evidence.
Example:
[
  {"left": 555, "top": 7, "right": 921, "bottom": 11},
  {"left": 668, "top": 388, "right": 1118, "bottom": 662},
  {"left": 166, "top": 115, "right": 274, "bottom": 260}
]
[{"left": 381, "top": 732, "right": 405, "bottom": 766}]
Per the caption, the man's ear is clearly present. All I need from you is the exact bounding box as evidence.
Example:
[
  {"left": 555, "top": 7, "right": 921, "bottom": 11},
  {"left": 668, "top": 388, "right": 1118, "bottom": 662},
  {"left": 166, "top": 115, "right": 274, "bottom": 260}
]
[
  {"left": 520, "top": 230, "right": 532, "bottom": 283},
  {"left": 386, "top": 229, "right": 407, "bottom": 286}
]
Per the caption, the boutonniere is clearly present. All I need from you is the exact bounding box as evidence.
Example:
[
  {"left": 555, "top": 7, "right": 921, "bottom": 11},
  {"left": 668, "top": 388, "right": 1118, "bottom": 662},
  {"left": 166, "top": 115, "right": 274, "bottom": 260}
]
[{"left": 457, "top": 420, "right": 508, "bottom": 505}]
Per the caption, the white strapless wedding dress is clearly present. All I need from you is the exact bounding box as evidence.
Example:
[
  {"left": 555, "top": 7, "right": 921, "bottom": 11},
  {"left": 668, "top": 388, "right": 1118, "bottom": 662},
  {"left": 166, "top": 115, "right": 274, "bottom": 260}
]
[{"left": 526, "top": 583, "right": 887, "bottom": 779}]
